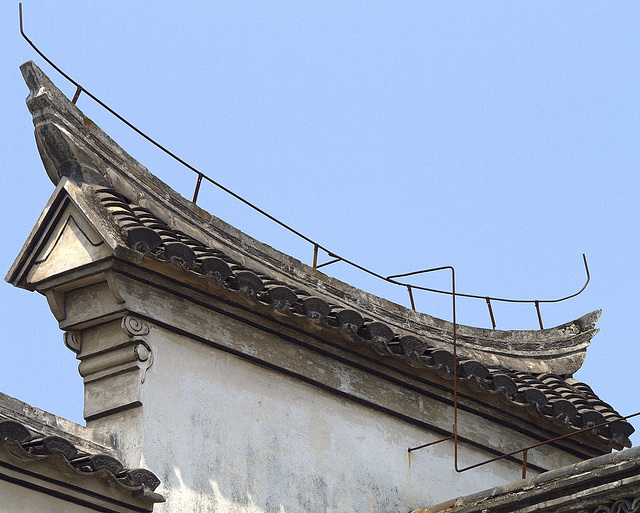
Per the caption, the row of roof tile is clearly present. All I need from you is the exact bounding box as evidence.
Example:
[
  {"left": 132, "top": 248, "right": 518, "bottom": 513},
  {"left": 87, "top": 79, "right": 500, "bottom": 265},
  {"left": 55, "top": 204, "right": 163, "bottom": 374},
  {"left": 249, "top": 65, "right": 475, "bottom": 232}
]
[
  {"left": 94, "top": 186, "right": 634, "bottom": 448},
  {"left": 0, "top": 419, "right": 161, "bottom": 493}
]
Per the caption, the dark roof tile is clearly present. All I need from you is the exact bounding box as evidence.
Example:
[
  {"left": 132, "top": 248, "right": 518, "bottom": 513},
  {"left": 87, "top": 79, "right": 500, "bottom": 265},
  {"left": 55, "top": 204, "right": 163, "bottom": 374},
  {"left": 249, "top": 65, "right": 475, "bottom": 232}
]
[{"left": 0, "top": 419, "right": 162, "bottom": 496}]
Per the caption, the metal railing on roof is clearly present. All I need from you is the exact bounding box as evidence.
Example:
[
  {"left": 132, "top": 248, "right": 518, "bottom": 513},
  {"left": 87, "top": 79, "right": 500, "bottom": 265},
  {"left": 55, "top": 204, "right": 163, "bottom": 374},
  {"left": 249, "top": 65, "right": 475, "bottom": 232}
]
[{"left": 19, "top": 3, "right": 589, "bottom": 330}]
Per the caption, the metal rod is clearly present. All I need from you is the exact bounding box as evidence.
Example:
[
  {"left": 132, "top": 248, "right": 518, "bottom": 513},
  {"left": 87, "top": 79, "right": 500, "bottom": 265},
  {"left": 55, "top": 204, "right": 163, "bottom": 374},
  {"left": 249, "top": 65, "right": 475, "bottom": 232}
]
[
  {"left": 453, "top": 410, "right": 640, "bottom": 474},
  {"left": 71, "top": 85, "right": 82, "bottom": 104},
  {"left": 405, "top": 266, "right": 456, "bottom": 459},
  {"left": 312, "top": 244, "right": 319, "bottom": 270},
  {"left": 486, "top": 297, "right": 497, "bottom": 329},
  {"left": 522, "top": 449, "right": 528, "bottom": 479},
  {"left": 407, "top": 285, "right": 416, "bottom": 311},
  {"left": 408, "top": 434, "right": 453, "bottom": 453},
  {"left": 386, "top": 254, "right": 590, "bottom": 305},
  {"left": 535, "top": 301, "right": 544, "bottom": 330},
  {"left": 192, "top": 173, "right": 203, "bottom": 203},
  {"left": 316, "top": 257, "right": 342, "bottom": 270},
  {"left": 450, "top": 267, "right": 459, "bottom": 473},
  {"left": 409, "top": 410, "right": 640, "bottom": 471}
]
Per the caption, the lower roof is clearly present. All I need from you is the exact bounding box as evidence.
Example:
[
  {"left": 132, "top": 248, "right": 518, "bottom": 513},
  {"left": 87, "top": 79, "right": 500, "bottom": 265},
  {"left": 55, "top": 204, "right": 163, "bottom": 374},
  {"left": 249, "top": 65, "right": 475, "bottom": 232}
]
[
  {"left": 417, "top": 445, "right": 640, "bottom": 513},
  {"left": 0, "top": 393, "right": 163, "bottom": 509}
]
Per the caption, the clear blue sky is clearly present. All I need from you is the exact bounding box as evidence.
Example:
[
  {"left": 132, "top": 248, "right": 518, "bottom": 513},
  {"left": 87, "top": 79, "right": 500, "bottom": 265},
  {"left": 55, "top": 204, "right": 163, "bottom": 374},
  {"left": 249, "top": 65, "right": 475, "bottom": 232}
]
[{"left": 1, "top": 2, "right": 639, "bottom": 447}]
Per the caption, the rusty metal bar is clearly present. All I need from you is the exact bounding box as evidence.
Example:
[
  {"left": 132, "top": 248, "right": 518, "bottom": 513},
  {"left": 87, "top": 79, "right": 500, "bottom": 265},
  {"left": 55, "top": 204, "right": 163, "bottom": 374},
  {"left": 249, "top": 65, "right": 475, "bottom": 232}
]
[
  {"left": 192, "top": 173, "right": 203, "bottom": 203},
  {"left": 404, "top": 266, "right": 456, "bottom": 456},
  {"left": 312, "top": 244, "right": 319, "bottom": 269},
  {"left": 71, "top": 85, "right": 82, "bottom": 104},
  {"left": 401, "top": 263, "right": 637, "bottom": 476},
  {"left": 453, "top": 410, "right": 640, "bottom": 474},
  {"left": 409, "top": 410, "right": 640, "bottom": 473},
  {"left": 407, "top": 285, "right": 416, "bottom": 311},
  {"left": 408, "top": 434, "right": 453, "bottom": 453},
  {"left": 535, "top": 301, "right": 543, "bottom": 330},
  {"left": 387, "top": 255, "right": 590, "bottom": 305},
  {"left": 451, "top": 268, "right": 459, "bottom": 474},
  {"left": 486, "top": 297, "right": 496, "bottom": 329},
  {"left": 316, "top": 257, "right": 342, "bottom": 270}
]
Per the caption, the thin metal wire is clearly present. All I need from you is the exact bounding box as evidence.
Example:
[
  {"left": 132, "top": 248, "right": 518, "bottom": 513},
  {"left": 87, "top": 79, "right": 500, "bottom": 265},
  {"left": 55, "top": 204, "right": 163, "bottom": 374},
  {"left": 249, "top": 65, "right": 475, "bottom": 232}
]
[
  {"left": 19, "top": 4, "right": 590, "bottom": 326},
  {"left": 386, "top": 253, "right": 590, "bottom": 305}
]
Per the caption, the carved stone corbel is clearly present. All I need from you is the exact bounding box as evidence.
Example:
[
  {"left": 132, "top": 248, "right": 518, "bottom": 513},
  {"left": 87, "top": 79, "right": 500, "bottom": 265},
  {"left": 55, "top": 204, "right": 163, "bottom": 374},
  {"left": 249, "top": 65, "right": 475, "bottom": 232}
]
[
  {"left": 64, "top": 331, "right": 82, "bottom": 354},
  {"left": 44, "top": 289, "right": 66, "bottom": 321},
  {"left": 105, "top": 271, "right": 126, "bottom": 305},
  {"left": 121, "top": 315, "right": 150, "bottom": 337},
  {"left": 121, "top": 316, "right": 154, "bottom": 384},
  {"left": 134, "top": 340, "right": 154, "bottom": 385},
  {"left": 79, "top": 315, "right": 156, "bottom": 422}
]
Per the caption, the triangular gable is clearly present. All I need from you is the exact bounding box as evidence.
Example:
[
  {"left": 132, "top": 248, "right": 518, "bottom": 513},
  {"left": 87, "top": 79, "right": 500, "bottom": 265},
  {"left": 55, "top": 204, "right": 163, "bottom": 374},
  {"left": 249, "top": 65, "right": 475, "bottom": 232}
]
[{"left": 6, "top": 177, "right": 122, "bottom": 293}]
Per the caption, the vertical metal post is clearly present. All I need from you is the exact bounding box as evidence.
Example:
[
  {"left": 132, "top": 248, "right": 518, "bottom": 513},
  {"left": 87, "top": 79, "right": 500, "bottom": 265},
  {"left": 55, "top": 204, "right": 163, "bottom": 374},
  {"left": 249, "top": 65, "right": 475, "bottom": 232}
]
[
  {"left": 192, "top": 173, "right": 203, "bottom": 204},
  {"left": 449, "top": 267, "right": 458, "bottom": 472},
  {"left": 522, "top": 449, "right": 528, "bottom": 479},
  {"left": 407, "top": 285, "right": 416, "bottom": 311},
  {"left": 485, "top": 297, "right": 496, "bottom": 329},
  {"left": 71, "top": 85, "right": 82, "bottom": 104},
  {"left": 535, "top": 301, "right": 544, "bottom": 330},
  {"left": 312, "top": 244, "right": 319, "bottom": 269}
]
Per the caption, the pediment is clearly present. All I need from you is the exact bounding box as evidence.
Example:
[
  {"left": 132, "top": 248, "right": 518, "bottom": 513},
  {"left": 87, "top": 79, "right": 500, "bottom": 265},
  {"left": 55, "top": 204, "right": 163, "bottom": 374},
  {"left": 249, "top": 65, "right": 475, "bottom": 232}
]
[
  {"left": 6, "top": 178, "right": 121, "bottom": 291},
  {"left": 26, "top": 207, "right": 108, "bottom": 284}
]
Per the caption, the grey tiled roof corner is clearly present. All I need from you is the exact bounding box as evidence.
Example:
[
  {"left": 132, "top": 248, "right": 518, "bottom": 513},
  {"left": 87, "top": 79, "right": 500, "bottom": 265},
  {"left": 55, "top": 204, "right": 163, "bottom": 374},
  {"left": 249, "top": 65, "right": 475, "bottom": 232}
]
[{"left": 0, "top": 418, "right": 163, "bottom": 501}]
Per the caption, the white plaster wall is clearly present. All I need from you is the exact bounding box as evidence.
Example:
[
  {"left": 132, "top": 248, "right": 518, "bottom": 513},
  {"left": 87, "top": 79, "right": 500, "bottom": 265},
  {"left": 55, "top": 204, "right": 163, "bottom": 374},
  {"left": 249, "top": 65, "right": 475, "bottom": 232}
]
[
  {"left": 0, "top": 479, "right": 100, "bottom": 513},
  {"left": 126, "top": 326, "right": 530, "bottom": 513}
]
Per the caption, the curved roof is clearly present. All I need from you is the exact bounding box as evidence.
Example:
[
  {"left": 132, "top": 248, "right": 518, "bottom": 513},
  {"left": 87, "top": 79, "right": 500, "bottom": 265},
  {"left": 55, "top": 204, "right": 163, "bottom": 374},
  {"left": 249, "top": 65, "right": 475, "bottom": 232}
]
[
  {"left": 12, "top": 60, "right": 634, "bottom": 450},
  {"left": 97, "top": 186, "right": 634, "bottom": 448}
]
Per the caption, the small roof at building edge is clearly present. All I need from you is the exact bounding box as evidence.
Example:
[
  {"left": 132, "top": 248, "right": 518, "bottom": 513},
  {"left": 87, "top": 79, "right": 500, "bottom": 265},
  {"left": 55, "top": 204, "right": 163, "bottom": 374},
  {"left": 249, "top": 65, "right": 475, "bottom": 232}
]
[
  {"left": 0, "top": 393, "right": 164, "bottom": 509},
  {"left": 413, "top": 445, "right": 640, "bottom": 513}
]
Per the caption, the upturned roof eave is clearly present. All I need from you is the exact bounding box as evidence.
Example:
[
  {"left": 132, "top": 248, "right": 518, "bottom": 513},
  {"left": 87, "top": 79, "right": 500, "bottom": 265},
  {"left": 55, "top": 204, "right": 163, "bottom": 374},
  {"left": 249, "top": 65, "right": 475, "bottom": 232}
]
[{"left": 16, "top": 60, "right": 600, "bottom": 377}]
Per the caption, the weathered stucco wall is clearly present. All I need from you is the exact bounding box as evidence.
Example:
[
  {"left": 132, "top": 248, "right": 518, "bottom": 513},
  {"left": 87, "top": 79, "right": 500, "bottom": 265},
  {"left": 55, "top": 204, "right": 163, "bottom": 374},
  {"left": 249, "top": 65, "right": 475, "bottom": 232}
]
[{"left": 86, "top": 310, "right": 567, "bottom": 513}]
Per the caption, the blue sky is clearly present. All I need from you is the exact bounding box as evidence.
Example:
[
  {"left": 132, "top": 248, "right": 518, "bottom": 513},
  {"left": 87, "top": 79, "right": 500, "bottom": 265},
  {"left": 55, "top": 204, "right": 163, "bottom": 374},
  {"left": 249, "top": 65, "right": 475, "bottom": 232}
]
[{"left": 1, "top": 2, "right": 639, "bottom": 448}]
